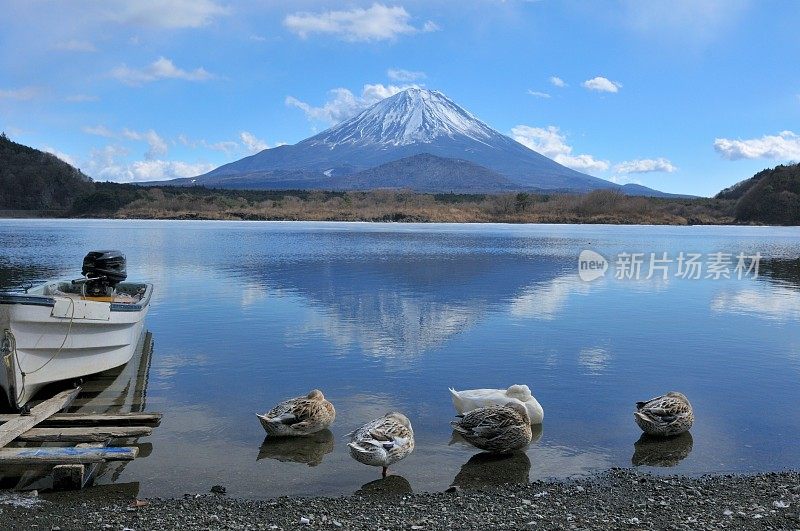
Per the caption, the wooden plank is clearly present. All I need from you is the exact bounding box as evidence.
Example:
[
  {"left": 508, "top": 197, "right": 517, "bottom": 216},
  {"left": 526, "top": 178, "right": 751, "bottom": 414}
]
[
  {"left": 74, "top": 443, "right": 106, "bottom": 489},
  {"left": 15, "top": 426, "right": 152, "bottom": 443},
  {"left": 65, "top": 395, "right": 145, "bottom": 408},
  {"left": 0, "top": 412, "right": 162, "bottom": 426},
  {"left": 0, "top": 446, "right": 138, "bottom": 464},
  {"left": 0, "top": 387, "right": 81, "bottom": 448}
]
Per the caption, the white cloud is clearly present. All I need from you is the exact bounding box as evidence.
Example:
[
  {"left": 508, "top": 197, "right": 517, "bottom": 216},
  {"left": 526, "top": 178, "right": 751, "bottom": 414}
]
[
  {"left": 211, "top": 140, "right": 242, "bottom": 154},
  {"left": 284, "top": 4, "right": 438, "bottom": 42},
  {"left": 107, "top": 0, "right": 228, "bottom": 29},
  {"left": 549, "top": 76, "right": 567, "bottom": 88},
  {"left": 55, "top": 39, "right": 96, "bottom": 52},
  {"left": 111, "top": 57, "right": 213, "bottom": 86},
  {"left": 83, "top": 125, "right": 115, "bottom": 138},
  {"left": 582, "top": 76, "right": 622, "bottom": 93},
  {"left": 178, "top": 132, "right": 279, "bottom": 156},
  {"left": 0, "top": 87, "right": 40, "bottom": 101},
  {"left": 286, "top": 83, "right": 413, "bottom": 124},
  {"left": 124, "top": 160, "right": 215, "bottom": 181},
  {"left": 121, "top": 128, "right": 168, "bottom": 159},
  {"left": 43, "top": 146, "right": 78, "bottom": 167},
  {"left": 527, "top": 90, "right": 551, "bottom": 98},
  {"left": 178, "top": 134, "right": 241, "bottom": 155},
  {"left": 85, "top": 144, "right": 129, "bottom": 178},
  {"left": 85, "top": 125, "right": 174, "bottom": 161},
  {"left": 713, "top": 131, "right": 800, "bottom": 161},
  {"left": 387, "top": 68, "right": 426, "bottom": 82},
  {"left": 240, "top": 131, "right": 268, "bottom": 153},
  {"left": 511, "top": 125, "right": 610, "bottom": 173},
  {"left": 614, "top": 158, "right": 677, "bottom": 174},
  {"left": 86, "top": 144, "right": 213, "bottom": 182}
]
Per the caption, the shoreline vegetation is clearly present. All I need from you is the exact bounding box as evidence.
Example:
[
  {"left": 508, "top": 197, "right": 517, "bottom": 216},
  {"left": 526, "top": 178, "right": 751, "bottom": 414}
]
[
  {"left": 5, "top": 185, "right": 742, "bottom": 225},
  {"left": 2, "top": 469, "right": 799, "bottom": 530},
  {"left": 2, "top": 133, "right": 799, "bottom": 225},
  {"left": 72, "top": 183, "right": 736, "bottom": 225}
]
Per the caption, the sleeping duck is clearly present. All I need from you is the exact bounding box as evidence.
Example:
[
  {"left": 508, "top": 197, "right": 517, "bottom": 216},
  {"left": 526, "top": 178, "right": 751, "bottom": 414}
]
[
  {"left": 449, "top": 384, "right": 543, "bottom": 424},
  {"left": 451, "top": 402, "right": 533, "bottom": 453},
  {"left": 634, "top": 391, "right": 694, "bottom": 437},
  {"left": 347, "top": 412, "right": 414, "bottom": 477},
  {"left": 256, "top": 389, "right": 335, "bottom": 437}
]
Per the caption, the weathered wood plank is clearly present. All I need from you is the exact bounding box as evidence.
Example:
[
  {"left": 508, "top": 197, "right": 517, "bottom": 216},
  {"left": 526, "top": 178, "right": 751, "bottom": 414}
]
[
  {"left": 67, "top": 397, "right": 143, "bottom": 408},
  {"left": 0, "top": 387, "right": 81, "bottom": 448},
  {"left": 75, "top": 443, "right": 105, "bottom": 489},
  {"left": 16, "top": 426, "right": 152, "bottom": 443},
  {"left": 0, "top": 446, "right": 138, "bottom": 464},
  {"left": 0, "top": 412, "right": 162, "bottom": 426}
]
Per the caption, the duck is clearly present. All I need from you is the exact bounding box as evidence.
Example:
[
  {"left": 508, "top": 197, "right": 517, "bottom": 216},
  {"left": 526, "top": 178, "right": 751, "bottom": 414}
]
[
  {"left": 449, "top": 384, "right": 544, "bottom": 424},
  {"left": 634, "top": 391, "right": 694, "bottom": 437},
  {"left": 451, "top": 402, "right": 533, "bottom": 453},
  {"left": 347, "top": 412, "right": 414, "bottom": 477},
  {"left": 256, "top": 389, "right": 335, "bottom": 437}
]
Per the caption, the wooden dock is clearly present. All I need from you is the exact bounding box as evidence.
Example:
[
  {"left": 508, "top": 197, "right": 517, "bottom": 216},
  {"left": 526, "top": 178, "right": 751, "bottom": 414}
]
[{"left": 0, "top": 331, "right": 161, "bottom": 491}]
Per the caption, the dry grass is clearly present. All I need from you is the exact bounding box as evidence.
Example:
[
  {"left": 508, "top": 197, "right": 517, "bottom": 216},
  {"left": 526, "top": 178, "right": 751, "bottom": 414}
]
[{"left": 112, "top": 188, "right": 736, "bottom": 225}]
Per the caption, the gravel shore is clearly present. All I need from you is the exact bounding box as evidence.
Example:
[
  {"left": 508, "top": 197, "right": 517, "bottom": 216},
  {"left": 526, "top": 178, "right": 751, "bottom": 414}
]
[{"left": 1, "top": 469, "right": 798, "bottom": 530}]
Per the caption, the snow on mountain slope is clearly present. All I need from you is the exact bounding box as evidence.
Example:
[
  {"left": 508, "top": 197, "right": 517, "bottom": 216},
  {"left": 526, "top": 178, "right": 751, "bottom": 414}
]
[
  {"left": 305, "top": 88, "right": 497, "bottom": 147},
  {"left": 181, "top": 88, "right": 665, "bottom": 194}
]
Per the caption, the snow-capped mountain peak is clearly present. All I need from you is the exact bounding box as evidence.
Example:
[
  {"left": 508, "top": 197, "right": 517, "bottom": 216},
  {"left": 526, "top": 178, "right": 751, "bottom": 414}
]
[
  {"left": 305, "top": 88, "right": 499, "bottom": 147},
  {"left": 188, "top": 87, "right": 638, "bottom": 194}
]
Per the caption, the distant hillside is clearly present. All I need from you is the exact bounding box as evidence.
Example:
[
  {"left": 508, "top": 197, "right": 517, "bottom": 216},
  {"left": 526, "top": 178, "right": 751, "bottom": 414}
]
[
  {"left": 339, "top": 154, "right": 517, "bottom": 192},
  {"left": 717, "top": 163, "right": 800, "bottom": 225},
  {"left": 0, "top": 132, "right": 93, "bottom": 210}
]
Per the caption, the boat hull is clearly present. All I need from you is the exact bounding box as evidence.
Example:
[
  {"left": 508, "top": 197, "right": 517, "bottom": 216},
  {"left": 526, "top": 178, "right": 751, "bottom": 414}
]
[{"left": 0, "top": 282, "right": 152, "bottom": 409}]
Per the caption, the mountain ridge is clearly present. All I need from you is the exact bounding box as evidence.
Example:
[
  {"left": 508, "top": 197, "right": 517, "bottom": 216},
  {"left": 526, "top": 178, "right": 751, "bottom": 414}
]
[
  {"left": 172, "top": 88, "right": 662, "bottom": 194},
  {"left": 0, "top": 132, "right": 94, "bottom": 210}
]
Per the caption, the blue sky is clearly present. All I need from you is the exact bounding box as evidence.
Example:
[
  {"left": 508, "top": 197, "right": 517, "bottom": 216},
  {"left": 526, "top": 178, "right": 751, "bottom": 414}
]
[{"left": 1, "top": 0, "right": 799, "bottom": 196}]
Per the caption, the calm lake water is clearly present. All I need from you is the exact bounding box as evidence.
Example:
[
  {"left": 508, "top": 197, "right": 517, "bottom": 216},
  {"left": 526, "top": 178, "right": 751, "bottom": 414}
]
[{"left": 1, "top": 219, "right": 799, "bottom": 498}]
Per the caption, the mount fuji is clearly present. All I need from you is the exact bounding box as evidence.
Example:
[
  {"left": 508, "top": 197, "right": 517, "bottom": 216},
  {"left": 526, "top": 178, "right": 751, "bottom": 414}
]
[{"left": 159, "top": 88, "right": 666, "bottom": 195}]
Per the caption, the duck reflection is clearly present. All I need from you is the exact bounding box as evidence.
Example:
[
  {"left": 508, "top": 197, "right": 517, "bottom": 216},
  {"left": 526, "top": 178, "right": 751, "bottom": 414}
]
[
  {"left": 356, "top": 474, "right": 413, "bottom": 496},
  {"left": 451, "top": 451, "right": 532, "bottom": 489},
  {"left": 631, "top": 432, "right": 693, "bottom": 467},
  {"left": 257, "top": 429, "right": 334, "bottom": 467}
]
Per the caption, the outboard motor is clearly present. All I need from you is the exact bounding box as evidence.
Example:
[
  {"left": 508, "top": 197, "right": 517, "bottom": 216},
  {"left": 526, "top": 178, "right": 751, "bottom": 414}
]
[{"left": 81, "top": 250, "right": 127, "bottom": 297}]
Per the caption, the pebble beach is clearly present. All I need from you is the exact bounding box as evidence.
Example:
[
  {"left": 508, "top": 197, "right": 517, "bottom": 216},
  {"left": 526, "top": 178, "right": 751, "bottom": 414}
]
[{"left": 1, "top": 469, "right": 799, "bottom": 530}]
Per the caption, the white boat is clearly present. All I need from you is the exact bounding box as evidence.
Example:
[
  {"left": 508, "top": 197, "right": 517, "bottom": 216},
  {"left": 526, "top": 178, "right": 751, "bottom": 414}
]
[{"left": 0, "top": 251, "right": 152, "bottom": 410}]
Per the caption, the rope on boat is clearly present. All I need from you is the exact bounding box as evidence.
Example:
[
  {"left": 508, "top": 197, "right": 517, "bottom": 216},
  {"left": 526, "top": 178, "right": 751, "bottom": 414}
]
[{"left": 14, "top": 296, "right": 77, "bottom": 405}]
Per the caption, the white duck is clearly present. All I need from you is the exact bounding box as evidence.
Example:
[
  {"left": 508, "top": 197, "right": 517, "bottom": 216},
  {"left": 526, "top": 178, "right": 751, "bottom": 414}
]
[{"left": 449, "top": 384, "right": 544, "bottom": 424}]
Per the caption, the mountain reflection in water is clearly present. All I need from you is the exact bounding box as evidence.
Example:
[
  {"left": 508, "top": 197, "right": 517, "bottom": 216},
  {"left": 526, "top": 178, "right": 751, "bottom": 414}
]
[
  {"left": 232, "top": 251, "right": 573, "bottom": 358},
  {"left": 1, "top": 220, "right": 799, "bottom": 498}
]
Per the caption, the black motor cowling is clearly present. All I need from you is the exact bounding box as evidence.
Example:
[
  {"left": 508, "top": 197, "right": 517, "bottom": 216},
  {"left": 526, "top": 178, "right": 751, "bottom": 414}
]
[{"left": 81, "top": 250, "right": 127, "bottom": 296}]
